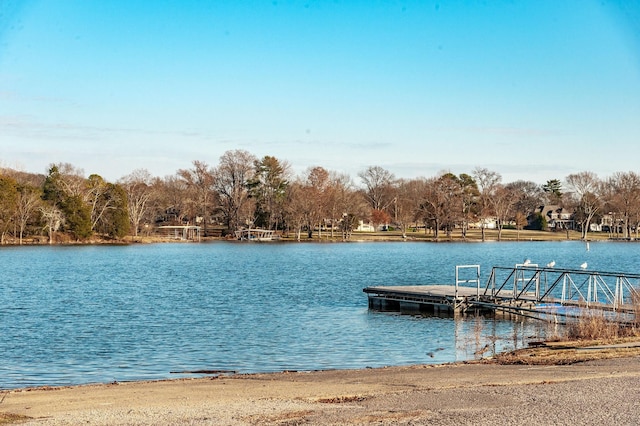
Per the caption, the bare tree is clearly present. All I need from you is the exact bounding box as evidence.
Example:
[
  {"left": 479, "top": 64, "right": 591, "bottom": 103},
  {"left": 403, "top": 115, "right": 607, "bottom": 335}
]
[
  {"left": 153, "top": 175, "right": 190, "bottom": 226},
  {"left": 40, "top": 204, "right": 64, "bottom": 244},
  {"left": 491, "top": 184, "right": 517, "bottom": 241},
  {"left": 0, "top": 175, "right": 18, "bottom": 244},
  {"left": 457, "top": 173, "right": 479, "bottom": 239},
  {"left": 1, "top": 168, "right": 45, "bottom": 243},
  {"left": 395, "top": 178, "right": 427, "bottom": 238},
  {"left": 282, "top": 179, "right": 309, "bottom": 241},
  {"left": 178, "top": 160, "right": 216, "bottom": 235},
  {"left": 281, "top": 167, "right": 337, "bottom": 240},
  {"left": 473, "top": 167, "right": 502, "bottom": 241},
  {"left": 326, "top": 172, "right": 368, "bottom": 240},
  {"left": 325, "top": 172, "right": 349, "bottom": 238},
  {"left": 0, "top": 166, "right": 46, "bottom": 188},
  {"left": 505, "top": 180, "right": 544, "bottom": 240},
  {"left": 213, "top": 150, "right": 257, "bottom": 233},
  {"left": 419, "top": 174, "right": 462, "bottom": 241},
  {"left": 15, "top": 184, "right": 42, "bottom": 244},
  {"left": 358, "top": 166, "right": 396, "bottom": 212},
  {"left": 119, "top": 169, "right": 154, "bottom": 237},
  {"left": 440, "top": 173, "right": 464, "bottom": 239},
  {"left": 304, "top": 166, "right": 331, "bottom": 238},
  {"left": 607, "top": 172, "right": 640, "bottom": 239},
  {"left": 565, "top": 171, "right": 602, "bottom": 240},
  {"left": 43, "top": 163, "right": 86, "bottom": 200},
  {"left": 86, "top": 174, "right": 118, "bottom": 232}
]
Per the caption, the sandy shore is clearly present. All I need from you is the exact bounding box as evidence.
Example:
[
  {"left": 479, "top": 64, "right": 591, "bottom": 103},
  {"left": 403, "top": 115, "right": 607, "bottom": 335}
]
[{"left": 3, "top": 355, "right": 640, "bottom": 425}]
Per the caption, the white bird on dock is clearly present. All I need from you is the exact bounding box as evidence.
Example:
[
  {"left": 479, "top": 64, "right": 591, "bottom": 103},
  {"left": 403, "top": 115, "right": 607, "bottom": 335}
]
[
  {"left": 580, "top": 262, "right": 588, "bottom": 270},
  {"left": 523, "top": 259, "right": 531, "bottom": 266},
  {"left": 546, "top": 260, "right": 556, "bottom": 268}
]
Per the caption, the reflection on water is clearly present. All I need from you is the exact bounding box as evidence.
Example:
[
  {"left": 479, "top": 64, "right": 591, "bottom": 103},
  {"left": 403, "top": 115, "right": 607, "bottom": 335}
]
[
  {"left": 383, "top": 311, "right": 551, "bottom": 362},
  {"left": 1, "top": 241, "right": 638, "bottom": 389}
]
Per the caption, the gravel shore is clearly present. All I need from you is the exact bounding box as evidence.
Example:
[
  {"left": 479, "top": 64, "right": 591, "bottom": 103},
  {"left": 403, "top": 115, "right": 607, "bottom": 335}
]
[{"left": 2, "top": 356, "right": 640, "bottom": 425}]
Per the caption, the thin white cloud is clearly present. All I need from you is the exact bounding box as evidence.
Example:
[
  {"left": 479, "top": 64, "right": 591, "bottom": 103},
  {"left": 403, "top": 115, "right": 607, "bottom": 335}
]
[
  {"left": 462, "top": 126, "right": 557, "bottom": 137},
  {"left": 0, "top": 115, "right": 208, "bottom": 140}
]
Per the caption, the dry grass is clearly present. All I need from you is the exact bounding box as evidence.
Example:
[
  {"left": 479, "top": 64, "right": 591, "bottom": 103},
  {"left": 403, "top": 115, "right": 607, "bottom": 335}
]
[
  {"left": 567, "top": 313, "right": 626, "bottom": 340},
  {"left": 493, "top": 340, "right": 640, "bottom": 365},
  {"left": 242, "top": 410, "right": 315, "bottom": 425},
  {"left": 316, "top": 395, "right": 367, "bottom": 404},
  {"left": 0, "top": 412, "right": 31, "bottom": 424},
  {"left": 495, "top": 296, "right": 640, "bottom": 365},
  {"left": 565, "top": 292, "right": 640, "bottom": 341}
]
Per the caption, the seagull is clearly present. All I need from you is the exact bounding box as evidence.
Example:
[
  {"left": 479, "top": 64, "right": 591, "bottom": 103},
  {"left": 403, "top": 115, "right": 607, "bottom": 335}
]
[
  {"left": 546, "top": 260, "right": 556, "bottom": 268},
  {"left": 580, "top": 262, "right": 588, "bottom": 270},
  {"left": 523, "top": 259, "right": 531, "bottom": 266},
  {"left": 426, "top": 347, "right": 445, "bottom": 358}
]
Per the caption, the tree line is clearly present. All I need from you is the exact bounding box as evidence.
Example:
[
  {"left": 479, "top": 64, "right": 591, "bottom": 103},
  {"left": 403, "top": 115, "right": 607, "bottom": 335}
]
[{"left": 1, "top": 149, "right": 639, "bottom": 244}]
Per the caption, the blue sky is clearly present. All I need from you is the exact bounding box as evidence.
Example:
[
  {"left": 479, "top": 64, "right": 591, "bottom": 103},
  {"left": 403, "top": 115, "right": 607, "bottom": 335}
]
[{"left": 1, "top": 0, "right": 639, "bottom": 184}]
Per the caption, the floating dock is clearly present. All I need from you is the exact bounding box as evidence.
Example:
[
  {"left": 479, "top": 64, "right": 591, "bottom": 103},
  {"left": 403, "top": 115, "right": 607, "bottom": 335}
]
[
  {"left": 363, "top": 284, "right": 538, "bottom": 316},
  {"left": 363, "top": 284, "right": 487, "bottom": 315},
  {"left": 363, "top": 265, "right": 640, "bottom": 321},
  {"left": 364, "top": 265, "right": 494, "bottom": 315}
]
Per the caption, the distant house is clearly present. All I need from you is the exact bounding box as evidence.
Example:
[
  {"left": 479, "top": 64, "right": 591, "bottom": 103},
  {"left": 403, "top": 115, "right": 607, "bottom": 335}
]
[
  {"left": 469, "top": 218, "right": 497, "bottom": 229},
  {"left": 534, "top": 205, "right": 574, "bottom": 230},
  {"left": 356, "top": 221, "right": 375, "bottom": 232},
  {"left": 598, "top": 212, "right": 623, "bottom": 234}
]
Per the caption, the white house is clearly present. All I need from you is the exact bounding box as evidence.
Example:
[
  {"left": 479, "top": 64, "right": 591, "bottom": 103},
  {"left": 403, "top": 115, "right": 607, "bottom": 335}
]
[{"left": 356, "top": 221, "right": 375, "bottom": 232}]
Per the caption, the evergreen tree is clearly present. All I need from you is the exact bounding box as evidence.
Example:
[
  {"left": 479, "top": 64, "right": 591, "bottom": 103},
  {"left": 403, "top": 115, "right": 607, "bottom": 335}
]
[
  {"left": 542, "top": 179, "right": 563, "bottom": 204},
  {"left": 60, "top": 195, "right": 93, "bottom": 239},
  {"left": 248, "top": 156, "right": 289, "bottom": 230},
  {"left": 42, "top": 165, "right": 64, "bottom": 205},
  {"left": 530, "top": 212, "right": 548, "bottom": 230},
  {"left": 105, "top": 184, "right": 130, "bottom": 239}
]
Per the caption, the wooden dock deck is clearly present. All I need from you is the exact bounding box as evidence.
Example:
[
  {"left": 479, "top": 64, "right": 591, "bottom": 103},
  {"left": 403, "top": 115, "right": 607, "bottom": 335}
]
[
  {"left": 363, "top": 285, "right": 487, "bottom": 315},
  {"left": 363, "top": 264, "right": 640, "bottom": 320}
]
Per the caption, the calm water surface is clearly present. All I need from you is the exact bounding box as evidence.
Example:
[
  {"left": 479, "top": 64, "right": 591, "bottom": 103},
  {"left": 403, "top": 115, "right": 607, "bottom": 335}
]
[{"left": 1, "top": 240, "right": 638, "bottom": 389}]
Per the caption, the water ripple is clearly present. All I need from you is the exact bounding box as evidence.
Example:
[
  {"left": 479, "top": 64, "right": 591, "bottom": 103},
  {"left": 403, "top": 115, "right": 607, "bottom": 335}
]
[{"left": 2, "top": 241, "right": 637, "bottom": 388}]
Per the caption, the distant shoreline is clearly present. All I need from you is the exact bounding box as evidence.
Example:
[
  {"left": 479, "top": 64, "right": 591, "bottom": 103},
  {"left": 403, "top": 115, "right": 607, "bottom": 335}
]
[{"left": 1, "top": 228, "right": 631, "bottom": 247}]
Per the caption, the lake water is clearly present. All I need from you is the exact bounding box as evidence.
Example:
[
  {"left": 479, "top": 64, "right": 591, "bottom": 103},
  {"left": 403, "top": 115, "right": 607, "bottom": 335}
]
[{"left": 1, "top": 240, "right": 639, "bottom": 389}]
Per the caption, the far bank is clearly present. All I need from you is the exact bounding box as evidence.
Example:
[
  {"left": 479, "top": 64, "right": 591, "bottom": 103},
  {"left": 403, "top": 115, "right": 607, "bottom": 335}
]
[{"left": 0, "top": 228, "right": 629, "bottom": 246}]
